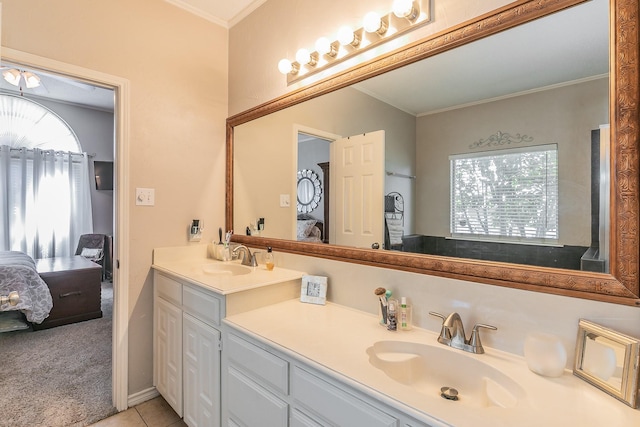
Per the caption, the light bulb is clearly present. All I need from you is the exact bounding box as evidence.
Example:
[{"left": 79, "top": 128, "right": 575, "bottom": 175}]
[
  {"left": 363, "top": 12, "right": 384, "bottom": 33},
  {"left": 315, "top": 37, "right": 333, "bottom": 56},
  {"left": 392, "top": 0, "right": 418, "bottom": 20},
  {"left": 23, "top": 72, "right": 41, "bottom": 89},
  {"left": 337, "top": 26, "right": 359, "bottom": 46},
  {"left": 278, "top": 59, "right": 293, "bottom": 75},
  {"left": 3, "top": 69, "right": 21, "bottom": 87},
  {"left": 296, "top": 49, "right": 311, "bottom": 65}
]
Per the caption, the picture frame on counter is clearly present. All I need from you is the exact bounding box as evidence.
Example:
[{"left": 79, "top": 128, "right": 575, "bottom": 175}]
[
  {"left": 573, "top": 319, "right": 640, "bottom": 408},
  {"left": 300, "top": 275, "right": 327, "bottom": 305}
]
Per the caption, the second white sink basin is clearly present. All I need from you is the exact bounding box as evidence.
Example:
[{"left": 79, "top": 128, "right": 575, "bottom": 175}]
[
  {"left": 366, "top": 340, "right": 525, "bottom": 409},
  {"left": 201, "top": 263, "right": 252, "bottom": 276}
]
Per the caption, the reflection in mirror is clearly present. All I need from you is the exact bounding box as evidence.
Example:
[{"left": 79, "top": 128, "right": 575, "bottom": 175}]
[
  {"left": 296, "top": 169, "right": 322, "bottom": 213},
  {"left": 574, "top": 319, "right": 640, "bottom": 408},
  {"left": 233, "top": 0, "right": 609, "bottom": 272}
]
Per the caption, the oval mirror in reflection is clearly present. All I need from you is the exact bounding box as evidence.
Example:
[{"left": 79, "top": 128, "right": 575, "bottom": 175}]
[{"left": 297, "top": 169, "right": 321, "bottom": 213}]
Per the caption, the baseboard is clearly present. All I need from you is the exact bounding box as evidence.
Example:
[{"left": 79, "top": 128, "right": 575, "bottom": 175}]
[{"left": 127, "top": 387, "right": 159, "bottom": 407}]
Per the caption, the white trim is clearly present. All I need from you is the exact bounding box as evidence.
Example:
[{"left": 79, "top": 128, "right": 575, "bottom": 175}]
[
  {"left": 1, "top": 47, "right": 131, "bottom": 411},
  {"left": 418, "top": 74, "right": 609, "bottom": 117},
  {"left": 229, "top": 0, "right": 268, "bottom": 28},
  {"left": 164, "top": 0, "right": 227, "bottom": 28},
  {"left": 127, "top": 387, "right": 160, "bottom": 407}
]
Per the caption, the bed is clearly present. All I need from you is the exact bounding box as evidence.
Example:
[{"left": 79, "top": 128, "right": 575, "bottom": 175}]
[
  {"left": 297, "top": 215, "right": 324, "bottom": 243},
  {"left": 0, "top": 251, "right": 53, "bottom": 324}
]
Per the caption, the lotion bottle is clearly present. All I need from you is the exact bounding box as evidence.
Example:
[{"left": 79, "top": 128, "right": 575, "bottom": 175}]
[{"left": 400, "top": 297, "right": 412, "bottom": 330}]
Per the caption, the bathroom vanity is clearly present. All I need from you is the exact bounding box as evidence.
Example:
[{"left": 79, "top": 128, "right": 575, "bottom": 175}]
[
  {"left": 152, "top": 245, "right": 304, "bottom": 426},
  {"left": 153, "top": 245, "right": 640, "bottom": 427}
]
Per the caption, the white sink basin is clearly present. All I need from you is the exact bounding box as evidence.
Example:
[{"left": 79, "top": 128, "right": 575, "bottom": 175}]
[
  {"left": 200, "top": 263, "right": 252, "bottom": 276},
  {"left": 366, "top": 340, "right": 525, "bottom": 409}
]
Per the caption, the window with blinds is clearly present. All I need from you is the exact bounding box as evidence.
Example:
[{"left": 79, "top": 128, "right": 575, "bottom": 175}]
[{"left": 450, "top": 144, "right": 558, "bottom": 243}]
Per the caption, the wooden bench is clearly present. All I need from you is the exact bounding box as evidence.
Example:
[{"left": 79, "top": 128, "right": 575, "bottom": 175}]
[{"left": 34, "top": 256, "right": 102, "bottom": 330}]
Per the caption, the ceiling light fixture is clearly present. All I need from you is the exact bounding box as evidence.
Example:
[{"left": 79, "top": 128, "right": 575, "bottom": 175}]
[
  {"left": 2, "top": 68, "right": 42, "bottom": 89},
  {"left": 278, "top": 0, "right": 430, "bottom": 81}
]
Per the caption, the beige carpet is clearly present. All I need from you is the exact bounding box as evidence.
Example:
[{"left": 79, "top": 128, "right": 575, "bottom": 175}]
[{"left": 0, "top": 282, "right": 116, "bottom": 427}]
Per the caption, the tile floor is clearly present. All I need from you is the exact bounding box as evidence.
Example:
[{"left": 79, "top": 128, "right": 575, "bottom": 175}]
[{"left": 90, "top": 396, "right": 186, "bottom": 427}]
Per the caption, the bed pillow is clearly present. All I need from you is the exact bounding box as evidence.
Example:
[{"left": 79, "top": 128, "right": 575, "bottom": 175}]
[
  {"left": 297, "top": 219, "right": 317, "bottom": 238},
  {"left": 81, "top": 247, "right": 102, "bottom": 259}
]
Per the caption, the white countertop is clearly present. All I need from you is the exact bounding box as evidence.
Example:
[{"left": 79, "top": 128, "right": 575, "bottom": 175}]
[
  {"left": 152, "top": 244, "right": 305, "bottom": 295},
  {"left": 224, "top": 299, "right": 640, "bottom": 427}
]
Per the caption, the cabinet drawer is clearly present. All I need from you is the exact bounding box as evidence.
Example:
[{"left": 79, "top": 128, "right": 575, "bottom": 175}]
[
  {"left": 227, "top": 367, "right": 288, "bottom": 427},
  {"left": 226, "top": 333, "right": 289, "bottom": 395},
  {"left": 292, "top": 366, "right": 397, "bottom": 427},
  {"left": 183, "top": 284, "right": 222, "bottom": 327},
  {"left": 155, "top": 272, "right": 182, "bottom": 306}
]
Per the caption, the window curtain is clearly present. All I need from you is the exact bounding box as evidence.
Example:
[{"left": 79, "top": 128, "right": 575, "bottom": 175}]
[{"left": 0, "top": 145, "right": 93, "bottom": 259}]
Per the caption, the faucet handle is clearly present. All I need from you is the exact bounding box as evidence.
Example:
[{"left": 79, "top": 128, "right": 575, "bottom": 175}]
[
  {"left": 429, "top": 312, "right": 451, "bottom": 340},
  {"left": 428, "top": 311, "right": 446, "bottom": 322},
  {"left": 468, "top": 323, "right": 497, "bottom": 353}
]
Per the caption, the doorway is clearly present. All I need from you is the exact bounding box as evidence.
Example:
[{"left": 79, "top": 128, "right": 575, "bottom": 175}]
[{"left": 2, "top": 47, "right": 130, "bottom": 410}]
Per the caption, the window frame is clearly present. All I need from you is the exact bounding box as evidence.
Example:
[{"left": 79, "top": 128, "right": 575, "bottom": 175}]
[{"left": 449, "top": 143, "right": 559, "bottom": 246}]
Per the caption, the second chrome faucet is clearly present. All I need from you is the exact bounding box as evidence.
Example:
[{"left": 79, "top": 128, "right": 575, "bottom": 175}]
[{"left": 429, "top": 311, "right": 497, "bottom": 354}]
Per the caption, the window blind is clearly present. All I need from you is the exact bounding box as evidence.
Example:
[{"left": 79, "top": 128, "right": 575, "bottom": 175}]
[{"left": 450, "top": 144, "right": 558, "bottom": 242}]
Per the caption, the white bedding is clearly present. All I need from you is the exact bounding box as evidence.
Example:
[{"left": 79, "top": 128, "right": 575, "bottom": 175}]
[{"left": 0, "top": 251, "right": 53, "bottom": 324}]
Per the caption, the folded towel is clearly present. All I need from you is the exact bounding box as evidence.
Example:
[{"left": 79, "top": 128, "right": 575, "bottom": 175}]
[{"left": 386, "top": 217, "right": 404, "bottom": 246}]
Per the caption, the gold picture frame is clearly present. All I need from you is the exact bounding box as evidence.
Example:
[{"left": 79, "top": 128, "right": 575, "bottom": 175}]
[{"left": 573, "top": 319, "right": 640, "bottom": 408}]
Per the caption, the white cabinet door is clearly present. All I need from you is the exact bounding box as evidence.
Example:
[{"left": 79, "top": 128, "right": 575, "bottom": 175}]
[
  {"left": 226, "top": 367, "right": 288, "bottom": 427},
  {"left": 183, "top": 313, "right": 221, "bottom": 427},
  {"left": 155, "top": 296, "right": 183, "bottom": 417}
]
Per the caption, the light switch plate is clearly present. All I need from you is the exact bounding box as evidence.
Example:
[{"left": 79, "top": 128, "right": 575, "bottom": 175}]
[
  {"left": 280, "top": 194, "right": 290, "bottom": 207},
  {"left": 136, "top": 188, "right": 155, "bottom": 206}
]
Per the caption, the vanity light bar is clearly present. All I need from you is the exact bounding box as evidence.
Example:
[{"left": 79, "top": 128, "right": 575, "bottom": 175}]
[{"left": 278, "top": 0, "right": 431, "bottom": 84}]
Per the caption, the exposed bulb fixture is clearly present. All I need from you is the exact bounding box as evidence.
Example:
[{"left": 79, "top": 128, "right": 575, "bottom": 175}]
[
  {"left": 363, "top": 11, "right": 388, "bottom": 35},
  {"left": 2, "top": 69, "right": 41, "bottom": 89},
  {"left": 315, "top": 37, "right": 337, "bottom": 57},
  {"left": 278, "top": 59, "right": 299, "bottom": 75},
  {"left": 295, "top": 48, "right": 317, "bottom": 66},
  {"left": 392, "top": 0, "right": 419, "bottom": 21},
  {"left": 278, "top": 0, "right": 430, "bottom": 80},
  {"left": 23, "top": 72, "right": 41, "bottom": 89},
  {"left": 2, "top": 69, "right": 21, "bottom": 86},
  {"left": 337, "top": 25, "right": 360, "bottom": 47}
]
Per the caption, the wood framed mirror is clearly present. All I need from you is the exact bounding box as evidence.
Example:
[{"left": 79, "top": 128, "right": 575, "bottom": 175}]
[{"left": 226, "top": 0, "right": 640, "bottom": 306}]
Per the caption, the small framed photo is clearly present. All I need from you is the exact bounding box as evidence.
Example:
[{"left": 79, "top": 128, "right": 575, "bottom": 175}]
[
  {"left": 573, "top": 319, "right": 640, "bottom": 408},
  {"left": 300, "top": 275, "right": 328, "bottom": 305}
]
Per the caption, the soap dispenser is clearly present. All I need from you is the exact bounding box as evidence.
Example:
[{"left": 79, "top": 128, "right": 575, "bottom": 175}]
[{"left": 264, "top": 246, "right": 275, "bottom": 271}]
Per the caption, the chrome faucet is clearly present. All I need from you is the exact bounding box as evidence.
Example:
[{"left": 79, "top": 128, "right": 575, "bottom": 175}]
[
  {"left": 429, "top": 311, "right": 497, "bottom": 354},
  {"left": 232, "top": 245, "right": 258, "bottom": 267}
]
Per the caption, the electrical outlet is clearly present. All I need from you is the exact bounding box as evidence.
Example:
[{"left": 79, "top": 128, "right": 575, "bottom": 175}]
[
  {"left": 280, "top": 194, "right": 290, "bottom": 207},
  {"left": 136, "top": 188, "right": 155, "bottom": 206}
]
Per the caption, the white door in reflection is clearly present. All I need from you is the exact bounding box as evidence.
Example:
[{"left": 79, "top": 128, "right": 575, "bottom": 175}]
[{"left": 331, "top": 130, "right": 385, "bottom": 249}]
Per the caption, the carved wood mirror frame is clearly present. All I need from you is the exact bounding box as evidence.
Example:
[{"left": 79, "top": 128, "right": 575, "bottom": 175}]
[{"left": 226, "top": 0, "right": 640, "bottom": 307}]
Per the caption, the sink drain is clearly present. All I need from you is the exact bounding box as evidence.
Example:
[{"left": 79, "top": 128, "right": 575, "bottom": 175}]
[{"left": 440, "top": 386, "right": 459, "bottom": 401}]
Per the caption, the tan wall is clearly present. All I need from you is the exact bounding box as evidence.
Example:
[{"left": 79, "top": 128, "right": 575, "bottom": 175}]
[
  {"left": 234, "top": 87, "right": 415, "bottom": 240},
  {"left": 2, "top": 0, "right": 228, "bottom": 395},
  {"left": 417, "top": 78, "right": 609, "bottom": 245},
  {"left": 229, "top": 0, "right": 640, "bottom": 362},
  {"left": 229, "top": 0, "right": 512, "bottom": 115}
]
